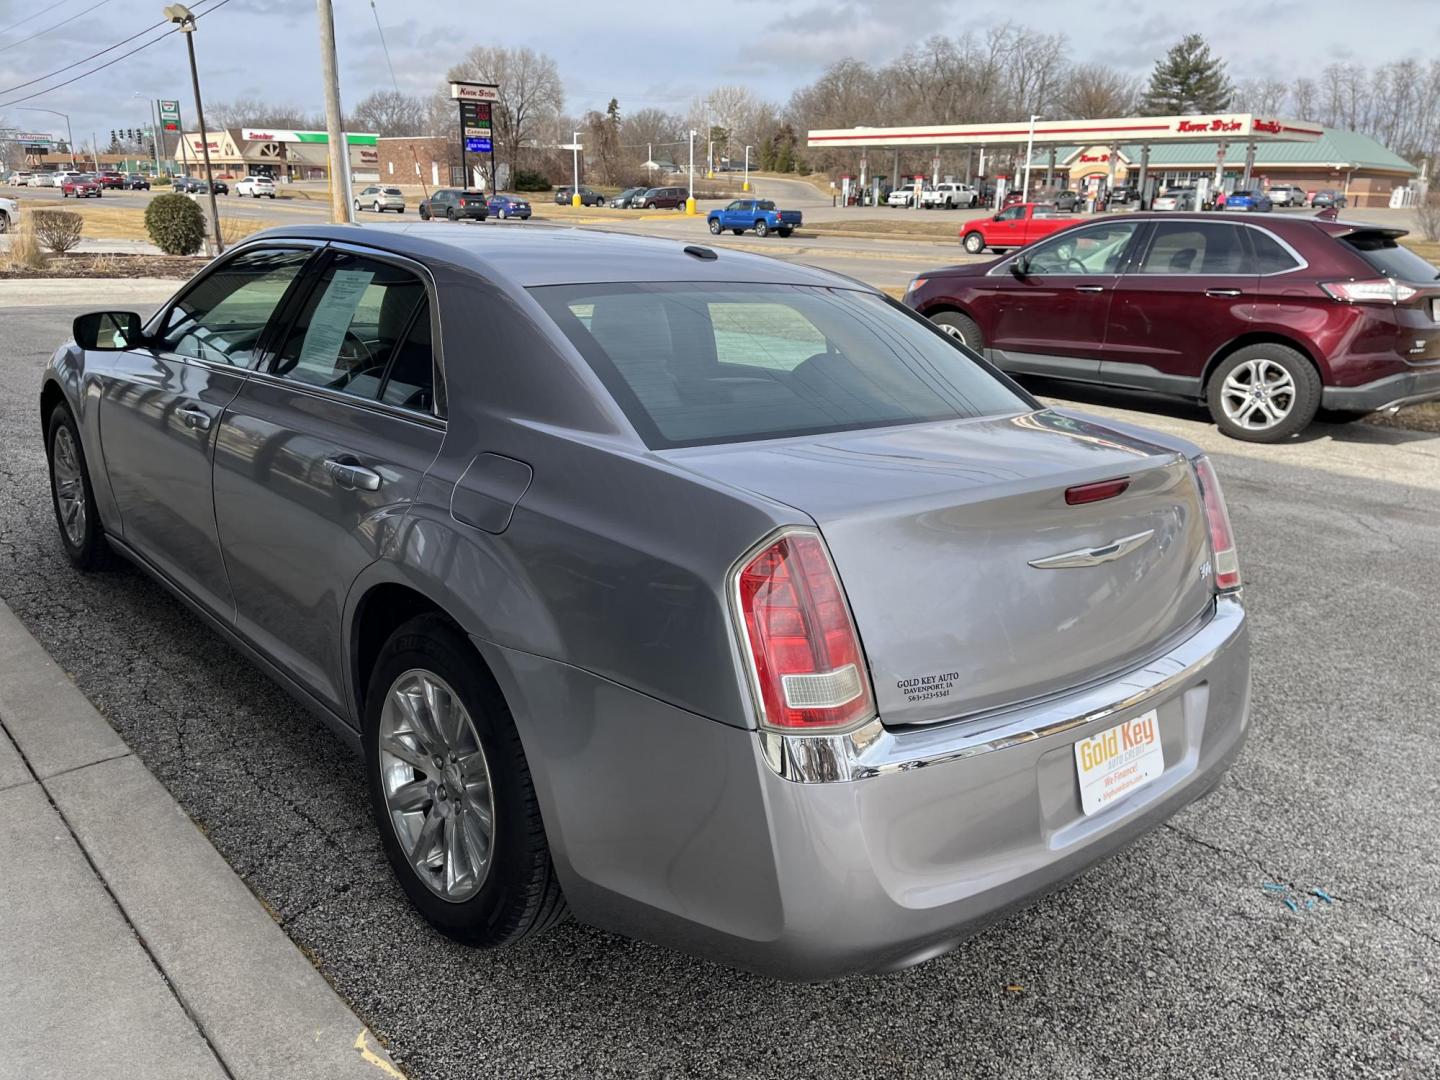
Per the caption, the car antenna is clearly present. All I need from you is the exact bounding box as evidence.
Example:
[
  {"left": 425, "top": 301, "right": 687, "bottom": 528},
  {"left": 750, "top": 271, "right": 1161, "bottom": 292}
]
[{"left": 683, "top": 244, "right": 718, "bottom": 260}]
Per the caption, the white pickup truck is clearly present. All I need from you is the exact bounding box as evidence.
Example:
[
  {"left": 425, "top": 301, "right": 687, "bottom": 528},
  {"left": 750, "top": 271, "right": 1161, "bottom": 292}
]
[{"left": 922, "top": 182, "right": 979, "bottom": 209}]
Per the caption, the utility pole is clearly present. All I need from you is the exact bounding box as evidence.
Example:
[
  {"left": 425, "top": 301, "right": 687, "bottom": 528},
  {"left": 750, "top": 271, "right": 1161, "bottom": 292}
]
[
  {"left": 165, "top": 5, "right": 224, "bottom": 253},
  {"left": 314, "top": 0, "right": 352, "bottom": 223},
  {"left": 687, "top": 129, "right": 695, "bottom": 215},
  {"left": 1021, "top": 114, "right": 1040, "bottom": 202},
  {"left": 571, "top": 132, "right": 581, "bottom": 206}
]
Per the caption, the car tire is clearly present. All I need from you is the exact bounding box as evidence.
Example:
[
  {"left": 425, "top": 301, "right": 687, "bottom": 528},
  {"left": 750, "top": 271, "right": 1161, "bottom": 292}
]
[
  {"left": 446, "top": 207, "right": 457, "bottom": 221},
  {"left": 708, "top": 218, "right": 722, "bottom": 234},
  {"left": 755, "top": 220, "right": 770, "bottom": 237},
  {"left": 499, "top": 209, "right": 508, "bottom": 220},
  {"left": 353, "top": 199, "right": 361, "bottom": 212},
  {"left": 0, "top": 211, "right": 8, "bottom": 233},
  {"left": 419, "top": 207, "right": 430, "bottom": 220},
  {"left": 930, "top": 311, "right": 983, "bottom": 351},
  {"left": 46, "top": 406, "right": 117, "bottom": 572},
  {"left": 1207, "top": 344, "right": 1321, "bottom": 442},
  {"left": 363, "top": 614, "right": 569, "bottom": 947},
  {"left": 373, "top": 201, "right": 382, "bottom": 213},
  {"left": 962, "top": 231, "right": 986, "bottom": 254}
]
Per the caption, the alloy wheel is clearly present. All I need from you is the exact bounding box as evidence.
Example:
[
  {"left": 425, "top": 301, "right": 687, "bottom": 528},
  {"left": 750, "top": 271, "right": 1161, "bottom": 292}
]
[
  {"left": 378, "top": 669, "right": 495, "bottom": 903},
  {"left": 51, "top": 426, "right": 87, "bottom": 547},
  {"left": 1220, "top": 357, "right": 1296, "bottom": 431}
]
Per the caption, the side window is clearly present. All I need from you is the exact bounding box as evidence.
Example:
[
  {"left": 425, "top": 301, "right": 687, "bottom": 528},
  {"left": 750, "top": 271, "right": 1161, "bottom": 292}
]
[
  {"left": 1248, "top": 229, "right": 1302, "bottom": 274},
  {"left": 270, "top": 253, "right": 427, "bottom": 403},
  {"left": 1024, "top": 222, "right": 1140, "bottom": 275},
  {"left": 379, "top": 299, "right": 435, "bottom": 412},
  {"left": 725, "top": 200, "right": 742, "bottom": 211},
  {"left": 995, "top": 206, "right": 1024, "bottom": 222},
  {"left": 160, "top": 247, "right": 311, "bottom": 367},
  {"left": 1138, "top": 221, "right": 1252, "bottom": 274}
]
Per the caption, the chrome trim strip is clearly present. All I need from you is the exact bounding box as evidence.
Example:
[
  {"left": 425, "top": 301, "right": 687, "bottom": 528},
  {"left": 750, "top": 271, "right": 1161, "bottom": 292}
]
[
  {"left": 759, "top": 595, "right": 1245, "bottom": 784},
  {"left": 1028, "top": 529, "right": 1154, "bottom": 569}
]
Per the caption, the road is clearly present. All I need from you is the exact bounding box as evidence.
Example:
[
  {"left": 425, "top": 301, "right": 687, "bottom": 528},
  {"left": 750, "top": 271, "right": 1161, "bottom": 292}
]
[{"left": 1, "top": 287, "right": 1436, "bottom": 1079}]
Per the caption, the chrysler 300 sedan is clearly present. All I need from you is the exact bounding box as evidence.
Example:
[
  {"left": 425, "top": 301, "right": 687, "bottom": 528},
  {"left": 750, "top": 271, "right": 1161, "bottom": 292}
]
[{"left": 42, "top": 224, "right": 1251, "bottom": 979}]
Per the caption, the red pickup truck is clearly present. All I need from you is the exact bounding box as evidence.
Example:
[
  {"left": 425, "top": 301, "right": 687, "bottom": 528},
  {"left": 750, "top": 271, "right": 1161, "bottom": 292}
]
[{"left": 960, "top": 202, "right": 1077, "bottom": 255}]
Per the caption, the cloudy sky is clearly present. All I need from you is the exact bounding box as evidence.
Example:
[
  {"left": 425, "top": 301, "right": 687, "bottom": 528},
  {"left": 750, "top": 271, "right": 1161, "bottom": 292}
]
[{"left": 1, "top": 0, "right": 1437, "bottom": 145}]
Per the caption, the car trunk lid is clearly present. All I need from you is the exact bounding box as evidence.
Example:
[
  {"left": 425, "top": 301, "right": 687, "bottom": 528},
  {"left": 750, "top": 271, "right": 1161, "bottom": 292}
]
[{"left": 669, "top": 411, "right": 1216, "bottom": 726}]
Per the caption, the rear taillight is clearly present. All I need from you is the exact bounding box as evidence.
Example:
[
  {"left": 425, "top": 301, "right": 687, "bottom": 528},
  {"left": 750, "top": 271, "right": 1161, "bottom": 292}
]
[
  {"left": 1192, "top": 456, "right": 1241, "bottom": 592},
  {"left": 1320, "top": 278, "right": 1418, "bottom": 304},
  {"left": 733, "top": 529, "right": 875, "bottom": 731}
]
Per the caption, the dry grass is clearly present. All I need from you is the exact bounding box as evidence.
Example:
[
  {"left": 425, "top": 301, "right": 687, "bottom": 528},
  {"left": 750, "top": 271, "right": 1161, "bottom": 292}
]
[
  {"left": 2, "top": 215, "right": 46, "bottom": 270},
  {"left": 14, "top": 198, "right": 281, "bottom": 245}
]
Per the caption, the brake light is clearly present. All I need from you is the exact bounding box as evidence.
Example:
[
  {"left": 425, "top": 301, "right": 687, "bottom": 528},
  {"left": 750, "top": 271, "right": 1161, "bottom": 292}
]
[
  {"left": 733, "top": 530, "right": 875, "bottom": 731},
  {"left": 1320, "top": 278, "right": 1418, "bottom": 304},
  {"left": 1192, "top": 456, "right": 1241, "bottom": 592}
]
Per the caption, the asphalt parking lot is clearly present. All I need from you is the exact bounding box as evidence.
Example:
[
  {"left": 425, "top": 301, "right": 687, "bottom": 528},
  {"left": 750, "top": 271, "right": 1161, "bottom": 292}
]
[{"left": 2, "top": 296, "right": 1437, "bottom": 1079}]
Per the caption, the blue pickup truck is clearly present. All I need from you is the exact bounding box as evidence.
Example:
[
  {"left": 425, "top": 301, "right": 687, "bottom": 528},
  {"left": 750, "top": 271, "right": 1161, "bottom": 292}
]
[{"left": 707, "top": 199, "right": 802, "bottom": 238}]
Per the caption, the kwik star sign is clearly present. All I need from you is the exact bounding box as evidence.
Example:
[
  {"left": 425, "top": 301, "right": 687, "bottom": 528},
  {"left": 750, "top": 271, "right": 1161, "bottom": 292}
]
[{"left": 806, "top": 113, "right": 1323, "bottom": 149}]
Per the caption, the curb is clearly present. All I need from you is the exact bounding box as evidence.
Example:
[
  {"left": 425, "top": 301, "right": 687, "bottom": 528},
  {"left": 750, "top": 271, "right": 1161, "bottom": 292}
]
[{"left": 0, "top": 599, "right": 404, "bottom": 1080}]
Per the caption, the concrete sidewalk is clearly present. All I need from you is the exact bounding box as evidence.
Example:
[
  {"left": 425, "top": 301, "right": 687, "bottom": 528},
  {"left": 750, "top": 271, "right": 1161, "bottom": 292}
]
[{"left": 0, "top": 600, "right": 401, "bottom": 1080}]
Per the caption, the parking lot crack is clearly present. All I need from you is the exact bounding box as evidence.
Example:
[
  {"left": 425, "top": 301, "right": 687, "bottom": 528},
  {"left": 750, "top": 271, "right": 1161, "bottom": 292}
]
[{"left": 1161, "top": 821, "right": 1282, "bottom": 878}]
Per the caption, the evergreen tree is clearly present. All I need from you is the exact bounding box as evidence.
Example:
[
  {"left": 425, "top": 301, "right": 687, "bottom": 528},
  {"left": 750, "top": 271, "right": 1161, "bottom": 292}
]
[{"left": 1141, "top": 34, "right": 1234, "bottom": 114}]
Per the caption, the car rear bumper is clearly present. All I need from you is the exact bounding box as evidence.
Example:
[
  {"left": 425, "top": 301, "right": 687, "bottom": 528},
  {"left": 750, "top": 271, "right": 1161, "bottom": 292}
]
[
  {"left": 1322, "top": 365, "right": 1440, "bottom": 412},
  {"left": 482, "top": 594, "right": 1250, "bottom": 981}
]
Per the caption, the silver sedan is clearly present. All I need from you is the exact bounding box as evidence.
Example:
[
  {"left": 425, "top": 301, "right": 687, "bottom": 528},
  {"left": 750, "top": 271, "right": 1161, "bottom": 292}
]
[{"left": 42, "top": 225, "right": 1250, "bottom": 979}]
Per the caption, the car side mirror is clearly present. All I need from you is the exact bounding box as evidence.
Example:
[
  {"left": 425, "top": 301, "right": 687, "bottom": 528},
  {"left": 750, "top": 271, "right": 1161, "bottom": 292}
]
[
  {"left": 73, "top": 311, "right": 144, "bottom": 351},
  {"left": 1010, "top": 255, "right": 1030, "bottom": 278}
]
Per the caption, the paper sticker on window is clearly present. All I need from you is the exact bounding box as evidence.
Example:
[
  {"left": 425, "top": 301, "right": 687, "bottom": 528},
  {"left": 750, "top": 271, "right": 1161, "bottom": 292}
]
[{"left": 296, "top": 269, "right": 375, "bottom": 375}]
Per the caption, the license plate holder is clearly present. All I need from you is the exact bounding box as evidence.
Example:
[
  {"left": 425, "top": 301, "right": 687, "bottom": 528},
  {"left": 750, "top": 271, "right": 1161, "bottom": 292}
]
[{"left": 1073, "top": 709, "right": 1164, "bottom": 816}]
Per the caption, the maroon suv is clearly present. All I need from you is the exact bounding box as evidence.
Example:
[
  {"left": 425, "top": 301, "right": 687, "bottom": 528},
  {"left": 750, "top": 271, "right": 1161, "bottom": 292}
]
[{"left": 904, "top": 212, "right": 1440, "bottom": 441}]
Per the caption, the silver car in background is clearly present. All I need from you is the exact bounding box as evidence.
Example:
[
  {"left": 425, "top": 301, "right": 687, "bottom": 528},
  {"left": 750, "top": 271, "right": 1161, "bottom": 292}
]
[{"left": 42, "top": 224, "right": 1250, "bottom": 980}]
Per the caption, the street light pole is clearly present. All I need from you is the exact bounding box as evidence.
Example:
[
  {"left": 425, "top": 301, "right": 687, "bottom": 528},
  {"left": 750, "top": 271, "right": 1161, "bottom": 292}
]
[
  {"left": 1022, "top": 114, "right": 1039, "bottom": 203},
  {"left": 164, "top": 5, "right": 224, "bottom": 254},
  {"left": 743, "top": 144, "right": 751, "bottom": 192},
  {"left": 571, "top": 131, "right": 581, "bottom": 207},
  {"left": 18, "top": 108, "right": 74, "bottom": 167},
  {"left": 687, "top": 128, "right": 695, "bottom": 215}
]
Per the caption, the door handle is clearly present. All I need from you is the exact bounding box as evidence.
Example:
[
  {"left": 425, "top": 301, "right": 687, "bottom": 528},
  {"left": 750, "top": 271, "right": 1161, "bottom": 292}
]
[
  {"left": 323, "top": 455, "right": 382, "bottom": 492},
  {"left": 1073, "top": 285, "right": 1105, "bottom": 293},
  {"left": 177, "top": 406, "right": 212, "bottom": 431},
  {"left": 1205, "top": 288, "right": 1243, "bottom": 298}
]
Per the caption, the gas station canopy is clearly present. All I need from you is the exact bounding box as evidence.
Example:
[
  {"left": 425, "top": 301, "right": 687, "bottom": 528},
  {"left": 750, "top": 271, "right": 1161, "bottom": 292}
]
[{"left": 808, "top": 113, "right": 1322, "bottom": 150}]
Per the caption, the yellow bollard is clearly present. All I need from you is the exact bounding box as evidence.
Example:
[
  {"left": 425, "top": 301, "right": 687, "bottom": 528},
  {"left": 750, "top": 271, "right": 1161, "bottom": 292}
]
[
  {"left": 571, "top": 193, "right": 582, "bottom": 208},
  {"left": 741, "top": 181, "right": 750, "bottom": 192},
  {"left": 684, "top": 196, "right": 696, "bottom": 215}
]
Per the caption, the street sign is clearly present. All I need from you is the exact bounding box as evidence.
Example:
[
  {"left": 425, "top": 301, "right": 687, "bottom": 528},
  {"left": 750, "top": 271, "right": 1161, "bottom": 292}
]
[
  {"left": 450, "top": 82, "right": 499, "bottom": 102},
  {"left": 465, "top": 137, "right": 491, "bottom": 153},
  {"left": 158, "top": 99, "right": 181, "bottom": 134}
]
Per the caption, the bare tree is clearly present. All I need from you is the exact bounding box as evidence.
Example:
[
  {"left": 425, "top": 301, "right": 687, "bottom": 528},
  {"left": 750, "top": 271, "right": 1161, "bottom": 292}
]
[
  {"left": 351, "top": 89, "right": 424, "bottom": 137},
  {"left": 1233, "top": 77, "right": 1290, "bottom": 116},
  {"left": 1058, "top": 64, "right": 1140, "bottom": 118},
  {"left": 441, "top": 46, "right": 564, "bottom": 178},
  {"left": 205, "top": 98, "right": 319, "bottom": 131}
]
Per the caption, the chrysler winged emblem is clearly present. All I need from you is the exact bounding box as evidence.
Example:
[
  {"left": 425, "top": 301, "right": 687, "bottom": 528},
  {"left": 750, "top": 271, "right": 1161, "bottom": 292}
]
[{"left": 1028, "top": 530, "right": 1155, "bottom": 569}]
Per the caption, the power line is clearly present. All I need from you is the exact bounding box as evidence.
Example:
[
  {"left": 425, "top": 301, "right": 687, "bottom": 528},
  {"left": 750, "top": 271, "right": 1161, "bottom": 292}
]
[
  {"left": 0, "top": 0, "right": 118, "bottom": 56},
  {"left": 0, "top": 0, "right": 78, "bottom": 40},
  {"left": 0, "top": 0, "right": 234, "bottom": 111},
  {"left": 368, "top": 0, "right": 401, "bottom": 95},
  {"left": 0, "top": 16, "right": 170, "bottom": 98}
]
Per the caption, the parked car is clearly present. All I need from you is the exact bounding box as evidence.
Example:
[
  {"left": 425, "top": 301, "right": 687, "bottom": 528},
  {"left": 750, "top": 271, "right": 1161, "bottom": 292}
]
[
  {"left": 53, "top": 170, "right": 82, "bottom": 188},
  {"left": 97, "top": 171, "right": 125, "bottom": 189},
  {"left": 921, "top": 182, "right": 979, "bottom": 209},
  {"left": 29, "top": 172, "right": 58, "bottom": 187},
  {"left": 636, "top": 186, "right": 687, "bottom": 209},
  {"left": 174, "top": 175, "right": 227, "bottom": 194},
  {"left": 236, "top": 175, "right": 278, "bottom": 199},
  {"left": 1223, "top": 189, "right": 1272, "bottom": 212},
  {"left": 486, "top": 193, "right": 531, "bottom": 219},
  {"left": 0, "top": 195, "right": 15, "bottom": 233},
  {"left": 555, "top": 185, "right": 605, "bottom": 207},
  {"left": 706, "top": 198, "right": 802, "bottom": 238},
  {"left": 354, "top": 185, "right": 405, "bottom": 213},
  {"left": 1037, "top": 188, "right": 1082, "bottom": 212},
  {"left": 906, "top": 212, "right": 1440, "bottom": 441},
  {"left": 62, "top": 174, "right": 102, "bottom": 198},
  {"left": 1107, "top": 186, "right": 1139, "bottom": 206},
  {"left": 610, "top": 186, "right": 646, "bottom": 209},
  {"left": 124, "top": 173, "right": 152, "bottom": 190},
  {"left": 44, "top": 224, "right": 1252, "bottom": 980},
  {"left": 888, "top": 183, "right": 927, "bottom": 208},
  {"left": 1152, "top": 188, "right": 1197, "bottom": 212},
  {"left": 1266, "top": 184, "right": 1305, "bottom": 207},
  {"left": 7, "top": 171, "right": 33, "bottom": 186},
  {"left": 958, "top": 202, "right": 1077, "bottom": 254},
  {"left": 1311, "top": 189, "right": 1348, "bottom": 209},
  {"left": 418, "top": 188, "right": 487, "bottom": 221}
]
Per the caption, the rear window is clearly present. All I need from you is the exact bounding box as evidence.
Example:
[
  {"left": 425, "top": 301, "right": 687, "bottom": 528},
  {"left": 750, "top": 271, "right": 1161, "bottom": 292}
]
[
  {"left": 530, "top": 282, "right": 1028, "bottom": 449},
  {"left": 1342, "top": 232, "right": 1440, "bottom": 282}
]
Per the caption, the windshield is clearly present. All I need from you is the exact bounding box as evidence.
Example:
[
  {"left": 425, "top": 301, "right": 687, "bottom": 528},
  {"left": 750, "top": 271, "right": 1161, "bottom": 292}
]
[
  {"left": 1343, "top": 232, "right": 1440, "bottom": 282},
  {"left": 529, "top": 282, "right": 1028, "bottom": 449}
]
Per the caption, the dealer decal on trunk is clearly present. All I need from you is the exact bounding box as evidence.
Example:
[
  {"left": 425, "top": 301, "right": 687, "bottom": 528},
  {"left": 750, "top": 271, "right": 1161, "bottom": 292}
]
[{"left": 896, "top": 671, "right": 960, "bottom": 704}]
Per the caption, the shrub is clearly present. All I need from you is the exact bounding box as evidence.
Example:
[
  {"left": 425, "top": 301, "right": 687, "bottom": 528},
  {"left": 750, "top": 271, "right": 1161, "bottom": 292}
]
[
  {"left": 31, "top": 210, "right": 84, "bottom": 254},
  {"left": 512, "top": 169, "right": 551, "bottom": 192},
  {"left": 3, "top": 214, "right": 46, "bottom": 270},
  {"left": 145, "top": 193, "right": 206, "bottom": 255},
  {"left": 151, "top": 174, "right": 172, "bottom": 187}
]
